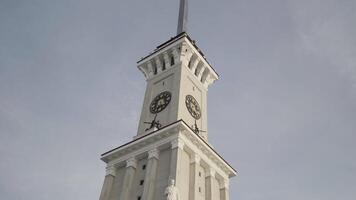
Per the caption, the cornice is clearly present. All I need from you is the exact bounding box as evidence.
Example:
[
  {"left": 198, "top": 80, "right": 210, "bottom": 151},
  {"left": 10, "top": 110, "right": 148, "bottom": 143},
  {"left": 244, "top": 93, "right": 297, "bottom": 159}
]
[
  {"left": 101, "top": 120, "right": 237, "bottom": 178},
  {"left": 136, "top": 33, "right": 219, "bottom": 86}
]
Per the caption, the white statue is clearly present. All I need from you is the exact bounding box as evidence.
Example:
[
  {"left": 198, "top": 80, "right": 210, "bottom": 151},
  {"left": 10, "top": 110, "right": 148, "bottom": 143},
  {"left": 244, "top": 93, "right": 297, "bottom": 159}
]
[{"left": 165, "top": 179, "right": 179, "bottom": 200}]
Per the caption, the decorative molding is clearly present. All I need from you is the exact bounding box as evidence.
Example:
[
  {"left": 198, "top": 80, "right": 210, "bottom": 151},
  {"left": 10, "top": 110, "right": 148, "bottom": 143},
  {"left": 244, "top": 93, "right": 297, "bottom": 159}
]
[
  {"left": 205, "top": 168, "right": 216, "bottom": 178},
  {"left": 137, "top": 35, "right": 218, "bottom": 88},
  {"left": 105, "top": 165, "right": 116, "bottom": 177},
  {"left": 171, "top": 138, "right": 184, "bottom": 149},
  {"left": 219, "top": 179, "right": 229, "bottom": 189},
  {"left": 126, "top": 157, "right": 137, "bottom": 169},
  {"left": 190, "top": 153, "right": 201, "bottom": 164},
  {"left": 109, "top": 134, "right": 177, "bottom": 167},
  {"left": 148, "top": 148, "right": 159, "bottom": 160},
  {"left": 101, "top": 121, "right": 236, "bottom": 179},
  {"left": 180, "top": 125, "right": 236, "bottom": 179}
]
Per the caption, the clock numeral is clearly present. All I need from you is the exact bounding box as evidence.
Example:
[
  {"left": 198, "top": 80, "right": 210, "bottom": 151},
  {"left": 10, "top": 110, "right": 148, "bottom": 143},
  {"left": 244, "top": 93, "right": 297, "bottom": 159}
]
[
  {"left": 185, "top": 95, "right": 201, "bottom": 120},
  {"left": 149, "top": 91, "right": 172, "bottom": 114}
]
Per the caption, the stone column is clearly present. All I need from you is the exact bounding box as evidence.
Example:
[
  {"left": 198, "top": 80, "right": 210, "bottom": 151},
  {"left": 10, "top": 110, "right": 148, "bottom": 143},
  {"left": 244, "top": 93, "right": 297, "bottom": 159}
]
[
  {"left": 119, "top": 157, "right": 137, "bottom": 200},
  {"left": 189, "top": 154, "right": 201, "bottom": 200},
  {"left": 142, "top": 148, "right": 159, "bottom": 200},
  {"left": 99, "top": 165, "right": 116, "bottom": 200},
  {"left": 219, "top": 179, "right": 230, "bottom": 200},
  {"left": 169, "top": 138, "right": 185, "bottom": 183},
  {"left": 205, "top": 168, "right": 216, "bottom": 200}
]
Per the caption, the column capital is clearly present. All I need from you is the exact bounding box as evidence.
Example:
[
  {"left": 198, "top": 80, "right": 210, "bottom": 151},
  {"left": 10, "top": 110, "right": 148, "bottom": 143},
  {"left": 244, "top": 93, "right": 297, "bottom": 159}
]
[
  {"left": 105, "top": 165, "right": 116, "bottom": 177},
  {"left": 148, "top": 148, "right": 159, "bottom": 159},
  {"left": 171, "top": 138, "right": 184, "bottom": 149},
  {"left": 126, "top": 157, "right": 137, "bottom": 169},
  {"left": 205, "top": 168, "right": 216, "bottom": 178},
  {"left": 220, "top": 179, "right": 230, "bottom": 189},
  {"left": 190, "top": 153, "right": 201, "bottom": 164}
]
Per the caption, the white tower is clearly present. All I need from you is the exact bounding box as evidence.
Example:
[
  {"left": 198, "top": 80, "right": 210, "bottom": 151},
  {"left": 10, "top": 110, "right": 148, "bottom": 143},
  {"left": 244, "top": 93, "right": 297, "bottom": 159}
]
[{"left": 98, "top": 1, "right": 236, "bottom": 200}]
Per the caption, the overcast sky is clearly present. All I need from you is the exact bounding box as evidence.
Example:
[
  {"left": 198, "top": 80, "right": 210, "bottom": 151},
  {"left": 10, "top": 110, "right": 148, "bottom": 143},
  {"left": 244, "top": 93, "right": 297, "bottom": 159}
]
[{"left": 1, "top": 0, "right": 356, "bottom": 200}]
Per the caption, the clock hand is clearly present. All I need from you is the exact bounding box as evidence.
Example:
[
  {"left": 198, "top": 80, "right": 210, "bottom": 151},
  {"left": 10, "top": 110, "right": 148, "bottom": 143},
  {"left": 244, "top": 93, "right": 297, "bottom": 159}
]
[
  {"left": 191, "top": 120, "right": 207, "bottom": 134},
  {"left": 144, "top": 114, "right": 161, "bottom": 131}
]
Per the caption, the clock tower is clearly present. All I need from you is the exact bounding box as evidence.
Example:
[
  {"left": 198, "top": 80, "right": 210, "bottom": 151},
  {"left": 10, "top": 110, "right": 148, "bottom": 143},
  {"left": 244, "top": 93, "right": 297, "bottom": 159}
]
[{"left": 98, "top": 1, "right": 236, "bottom": 200}]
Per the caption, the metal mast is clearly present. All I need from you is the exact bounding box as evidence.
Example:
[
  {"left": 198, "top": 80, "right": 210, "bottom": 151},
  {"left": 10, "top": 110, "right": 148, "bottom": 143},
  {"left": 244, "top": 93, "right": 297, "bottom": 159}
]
[{"left": 177, "top": 0, "right": 188, "bottom": 35}]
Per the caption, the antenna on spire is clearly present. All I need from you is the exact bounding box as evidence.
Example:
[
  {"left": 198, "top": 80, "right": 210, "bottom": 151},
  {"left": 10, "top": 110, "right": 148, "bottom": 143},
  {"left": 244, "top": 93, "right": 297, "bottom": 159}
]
[{"left": 177, "top": 0, "right": 188, "bottom": 35}]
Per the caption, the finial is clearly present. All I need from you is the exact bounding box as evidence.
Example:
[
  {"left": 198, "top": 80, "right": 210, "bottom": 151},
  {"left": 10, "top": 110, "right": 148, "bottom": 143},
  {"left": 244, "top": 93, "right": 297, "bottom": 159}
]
[{"left": 177, "top": 0, "right": 188, "bottom": 35}]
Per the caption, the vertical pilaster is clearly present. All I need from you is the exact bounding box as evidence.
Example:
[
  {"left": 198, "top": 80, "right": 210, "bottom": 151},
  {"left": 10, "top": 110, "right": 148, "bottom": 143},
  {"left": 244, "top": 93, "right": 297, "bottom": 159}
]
[
  {"left": 147, "top": 61, "right": 154, "bottom": 77},
  {"left": 169, "top": 138, "right": 185, "bottom": 183},
  {"left": 119, "top": 157, "right": 137, "bottom": 200},
  {"left": 189, "top": 154, "right": 201, "bottom": 200},
  {"left": 197, "top": 65, "right": 207, "bottom": 80},
  {"left": 155, "top": 57, "right": 163, "bottom": 73},
  {"left": 142, "top": 148, "right": 159, "bottom": 200},
  {"left": 181, "top": 42, "right": 193, "bottom": 67},
  {"left": 190, "top": 58, "right": 199, "bottom": 72},
  {"left": 172, "top": 47, "right": 180, "bottom": 64},
  {"left": 220, "top": 179, "right": 230, "bottom": 200},
  {"left": 163, "top": 52, "right": 170, "bottom": 68},
  {"left": 99, "top": 165, "right": 116, "bottom": 200},
  {"left": 205, "top": 168, "right": 216, "bottom": 200}
]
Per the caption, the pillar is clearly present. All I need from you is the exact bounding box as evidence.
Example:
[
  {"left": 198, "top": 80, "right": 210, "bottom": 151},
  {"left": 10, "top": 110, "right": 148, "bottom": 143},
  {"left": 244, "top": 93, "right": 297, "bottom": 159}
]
[
  {"left": 142, "top": 148, "right": 159, "bottom": 200},
  {"left": 189, "top": 154, "right": 201, "bottom": 200},
  {"left": 99, "top": 165, "right": 116, "bottom": 200},
  {"left": 205, "top": 168, "right": 216, "bottom": 200},
  {"left": 169, "top": 138, "right": 185, "bottom": 183},
  {"left": 220, "top": 179, "right": 230, "bottom": 200},
  {"left": 119, "top": 157, "right": 137, "bottom": 200}
]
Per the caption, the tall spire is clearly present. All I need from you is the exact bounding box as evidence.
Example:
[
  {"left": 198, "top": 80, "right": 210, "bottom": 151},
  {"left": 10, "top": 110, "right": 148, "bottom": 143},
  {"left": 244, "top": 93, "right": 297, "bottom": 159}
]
[{"left": 177, "top": 0, "right": 188, "bottom": 35}]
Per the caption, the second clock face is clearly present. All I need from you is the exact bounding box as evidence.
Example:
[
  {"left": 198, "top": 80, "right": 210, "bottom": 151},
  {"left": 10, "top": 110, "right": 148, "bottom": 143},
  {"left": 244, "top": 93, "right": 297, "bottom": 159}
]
[
  {"left": 150, "top": 91, "right": 172, "bottom": 114},
  {"left": 185, "top": 95, "right": 201, "bottom": 120}
]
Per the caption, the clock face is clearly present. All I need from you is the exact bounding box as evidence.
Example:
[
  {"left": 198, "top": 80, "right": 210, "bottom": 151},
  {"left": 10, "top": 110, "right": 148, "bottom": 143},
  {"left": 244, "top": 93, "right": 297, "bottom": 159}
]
[
  {"left": 150, "top": 91, "right": 172, "bottom": 114},
  {"left": 185, "top": 95, "right": 201, "bottom": 120}
]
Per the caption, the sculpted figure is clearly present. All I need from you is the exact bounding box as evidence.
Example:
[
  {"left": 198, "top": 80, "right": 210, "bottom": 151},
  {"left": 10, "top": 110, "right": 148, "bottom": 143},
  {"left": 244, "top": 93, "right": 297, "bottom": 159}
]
[{"left": 165, "top": 179, "right": 179, "bottom": 200}]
